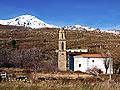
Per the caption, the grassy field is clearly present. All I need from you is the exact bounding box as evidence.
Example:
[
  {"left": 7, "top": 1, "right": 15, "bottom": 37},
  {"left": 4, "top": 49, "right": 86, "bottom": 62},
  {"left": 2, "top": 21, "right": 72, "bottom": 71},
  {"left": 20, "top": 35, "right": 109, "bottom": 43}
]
[
  {"left": 0, "top": 70, "right": 120, "bottom": 90},
  {"left": 0, "top": 80, "right": 120, "bottom": 90}
]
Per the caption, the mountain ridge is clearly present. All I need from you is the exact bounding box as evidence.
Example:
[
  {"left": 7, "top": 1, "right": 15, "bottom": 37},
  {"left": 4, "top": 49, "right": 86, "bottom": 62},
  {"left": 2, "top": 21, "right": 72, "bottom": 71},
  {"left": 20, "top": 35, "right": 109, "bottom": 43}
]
[
  {"left": 64, "top": 25, "right": 120, "bottom": 35},
  {"left": 0, "top": 15, "right": 119, "bottom": 34},
  {"left": 63, "top": 25, "right": 97, "bottom": 31}
]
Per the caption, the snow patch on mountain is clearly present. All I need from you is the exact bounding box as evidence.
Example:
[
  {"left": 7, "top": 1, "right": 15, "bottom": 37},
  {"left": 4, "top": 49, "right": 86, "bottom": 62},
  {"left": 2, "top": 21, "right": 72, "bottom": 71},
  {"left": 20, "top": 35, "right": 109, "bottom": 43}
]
[
  {"left": 101, "top": 29, "right": 120, "bottom": 35},
  {"left": 64, "top": 25, "right": 120, "bottom": 35},
  {"left": 63, "top": 25, "right": 97, "bottom": 31},
  {"left": 0, "top": 15, "right": 57, "bottom": 29}
]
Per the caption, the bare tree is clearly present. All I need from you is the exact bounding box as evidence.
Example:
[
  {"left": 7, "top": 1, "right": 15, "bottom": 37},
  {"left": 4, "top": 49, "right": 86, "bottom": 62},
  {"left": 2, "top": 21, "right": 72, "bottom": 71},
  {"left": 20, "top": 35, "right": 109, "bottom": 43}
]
[{"left": 104, "top": 58, "right": 110, "bottom": 74}]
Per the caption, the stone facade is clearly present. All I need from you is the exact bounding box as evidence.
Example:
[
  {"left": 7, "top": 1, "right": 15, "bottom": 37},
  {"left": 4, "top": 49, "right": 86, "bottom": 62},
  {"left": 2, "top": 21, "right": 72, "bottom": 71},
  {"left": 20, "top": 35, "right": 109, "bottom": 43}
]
[{"left": 58, "top": 29, "right": 67, "bottom": 71}]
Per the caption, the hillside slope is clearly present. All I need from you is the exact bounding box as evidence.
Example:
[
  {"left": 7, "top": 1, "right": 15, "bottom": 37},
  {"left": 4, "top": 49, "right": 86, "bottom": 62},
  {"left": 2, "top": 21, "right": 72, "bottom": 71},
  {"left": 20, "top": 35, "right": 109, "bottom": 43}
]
[{"left": 0, "top": 27, "right": 119, "bottom": 71}]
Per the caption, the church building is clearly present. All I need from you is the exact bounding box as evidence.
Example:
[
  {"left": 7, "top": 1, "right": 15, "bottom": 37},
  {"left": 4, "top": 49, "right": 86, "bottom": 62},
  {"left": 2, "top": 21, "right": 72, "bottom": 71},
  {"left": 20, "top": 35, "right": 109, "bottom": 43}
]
[{"left": 57, "top": 29, "right": 113, "bottom": 74}]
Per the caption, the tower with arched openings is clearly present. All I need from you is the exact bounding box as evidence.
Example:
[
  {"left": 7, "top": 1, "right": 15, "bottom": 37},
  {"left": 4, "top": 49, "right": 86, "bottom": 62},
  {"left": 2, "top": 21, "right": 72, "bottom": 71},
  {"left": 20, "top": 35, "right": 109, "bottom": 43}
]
[{"left": 58, "top": 29, "right": 67, "bottom": 71}]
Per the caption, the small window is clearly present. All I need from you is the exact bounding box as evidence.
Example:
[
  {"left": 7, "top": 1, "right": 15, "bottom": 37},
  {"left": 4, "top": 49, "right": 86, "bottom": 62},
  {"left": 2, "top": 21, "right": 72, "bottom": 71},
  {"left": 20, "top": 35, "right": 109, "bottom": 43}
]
[
  {"left": 62, "top": 33, "right": 64, "bottom": 39},
  {"left": 61, "top": 42, "right": 64, "bottom": 50},
  {"left": 92, "top": 60, "right": 94, "bottom": 62},
  {"left": 62, "top": 53, "right": 64, "bottom": 55},
  {"left": 79, "top": 64, "right": 81, "bottom": 67}
]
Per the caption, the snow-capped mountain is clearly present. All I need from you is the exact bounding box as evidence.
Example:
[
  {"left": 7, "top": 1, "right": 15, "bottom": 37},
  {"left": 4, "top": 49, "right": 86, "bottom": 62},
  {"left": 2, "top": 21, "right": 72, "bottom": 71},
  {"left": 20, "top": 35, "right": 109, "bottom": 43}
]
[
  {"left": 63, "top": 25, "right": 120, "bottom": 35},
  {"left": 63, "top": 25, "right": 97, "bottom": 31},
  {"left": 101, "top": 29, "right": 120, "bottom": 34},
  {"left": 0, "top": 15, "right": 57, "bottom": 29},
  {"left": 0, "top": 15, "right": 119, "bottom": 35}
]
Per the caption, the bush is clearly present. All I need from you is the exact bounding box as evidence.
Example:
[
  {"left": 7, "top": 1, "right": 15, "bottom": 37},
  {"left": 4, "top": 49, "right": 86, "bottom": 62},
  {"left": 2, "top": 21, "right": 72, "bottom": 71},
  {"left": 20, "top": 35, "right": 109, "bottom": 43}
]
[{"left": 86, "top": 66, "right": 103, "bottom": 76}]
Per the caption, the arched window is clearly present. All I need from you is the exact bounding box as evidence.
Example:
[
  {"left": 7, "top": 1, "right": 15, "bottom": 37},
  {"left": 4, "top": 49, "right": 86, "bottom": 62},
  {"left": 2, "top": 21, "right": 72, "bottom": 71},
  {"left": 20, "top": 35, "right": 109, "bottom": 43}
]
[
  {"left": 62, "top": 42, "right": 64, "bottom": 50},
  {"left": 62, "top": 33, "right": 64, "bottom": 39}
]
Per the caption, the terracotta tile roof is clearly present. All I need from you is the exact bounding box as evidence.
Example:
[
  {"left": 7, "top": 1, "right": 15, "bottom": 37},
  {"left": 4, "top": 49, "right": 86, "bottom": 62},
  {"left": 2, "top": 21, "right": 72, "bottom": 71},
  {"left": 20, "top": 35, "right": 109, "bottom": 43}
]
[{"left": 77, "top": 54, "right": 108, "bottom": 58}]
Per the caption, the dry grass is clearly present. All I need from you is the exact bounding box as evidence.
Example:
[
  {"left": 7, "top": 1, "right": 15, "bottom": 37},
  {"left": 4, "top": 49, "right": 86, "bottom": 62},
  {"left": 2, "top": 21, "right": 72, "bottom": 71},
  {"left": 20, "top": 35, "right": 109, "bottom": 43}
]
[
  {"left": 0, "top": 80, "right": 120, "bottom": 90},
  {"left": 0, "top": 68, "right": 120, "bottom": 90}
]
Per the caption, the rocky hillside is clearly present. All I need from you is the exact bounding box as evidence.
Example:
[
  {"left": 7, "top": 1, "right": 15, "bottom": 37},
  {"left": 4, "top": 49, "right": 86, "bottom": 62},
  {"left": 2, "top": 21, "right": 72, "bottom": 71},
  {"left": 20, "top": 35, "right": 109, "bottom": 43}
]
[{"left": 0, "top": 25, "right": 119, "bottom": 72}]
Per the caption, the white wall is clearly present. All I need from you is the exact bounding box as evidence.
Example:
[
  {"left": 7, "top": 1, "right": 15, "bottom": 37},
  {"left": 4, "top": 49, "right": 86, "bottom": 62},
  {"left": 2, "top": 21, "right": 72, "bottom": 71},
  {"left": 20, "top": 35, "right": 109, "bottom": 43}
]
[{"left": 73, "top": 56, "right": 113, "bottom": 74}]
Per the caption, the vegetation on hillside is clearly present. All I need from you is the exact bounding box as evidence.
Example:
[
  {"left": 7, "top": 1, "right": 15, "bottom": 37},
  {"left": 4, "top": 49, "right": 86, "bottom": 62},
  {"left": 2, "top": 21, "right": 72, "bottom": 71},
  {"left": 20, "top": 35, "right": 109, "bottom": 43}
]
[{"left": 0, "top": 25, "right": 120, "bottom": 73}]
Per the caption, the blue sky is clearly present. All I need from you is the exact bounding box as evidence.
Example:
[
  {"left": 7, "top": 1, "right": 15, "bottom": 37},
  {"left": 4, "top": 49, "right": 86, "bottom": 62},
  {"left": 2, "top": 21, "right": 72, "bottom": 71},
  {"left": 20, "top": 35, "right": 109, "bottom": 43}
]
[{"left": 0, "top": 0, "right": 120, "bottom": 29}]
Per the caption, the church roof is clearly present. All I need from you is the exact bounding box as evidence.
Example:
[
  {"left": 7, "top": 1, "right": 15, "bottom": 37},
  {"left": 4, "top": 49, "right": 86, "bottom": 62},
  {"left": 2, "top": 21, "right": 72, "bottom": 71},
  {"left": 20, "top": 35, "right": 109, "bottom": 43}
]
[{"left": 76, "top": 54, "right": 109, "bottom": 58}]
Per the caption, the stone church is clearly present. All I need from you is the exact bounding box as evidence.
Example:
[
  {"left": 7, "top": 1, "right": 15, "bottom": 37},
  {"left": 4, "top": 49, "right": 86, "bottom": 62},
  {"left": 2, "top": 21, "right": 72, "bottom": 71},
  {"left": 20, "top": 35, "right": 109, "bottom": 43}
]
[{"left": 57, "top": 29, "right": 113, "bottom": 74}]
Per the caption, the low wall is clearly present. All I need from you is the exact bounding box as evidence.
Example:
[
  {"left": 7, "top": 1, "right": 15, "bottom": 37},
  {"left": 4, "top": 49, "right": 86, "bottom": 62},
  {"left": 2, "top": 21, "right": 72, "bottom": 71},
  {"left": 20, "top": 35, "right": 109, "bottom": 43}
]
[{"left": 36, "top": 73, "right": 93, "bottom": 80}]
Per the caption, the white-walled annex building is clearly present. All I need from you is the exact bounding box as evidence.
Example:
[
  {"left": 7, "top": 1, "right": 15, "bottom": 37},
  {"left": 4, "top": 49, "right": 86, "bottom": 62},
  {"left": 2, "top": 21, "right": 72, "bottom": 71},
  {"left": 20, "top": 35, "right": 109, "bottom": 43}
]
[{"left": 69, "top": 54, "right": 113, "bottom": 74}]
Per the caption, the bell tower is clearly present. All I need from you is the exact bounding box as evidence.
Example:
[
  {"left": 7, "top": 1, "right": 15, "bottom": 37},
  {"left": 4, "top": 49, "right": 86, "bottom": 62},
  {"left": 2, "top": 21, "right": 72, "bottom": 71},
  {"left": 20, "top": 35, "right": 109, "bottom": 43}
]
[{"left": 58, "top": 29, "right": 67, "bottom": 71}]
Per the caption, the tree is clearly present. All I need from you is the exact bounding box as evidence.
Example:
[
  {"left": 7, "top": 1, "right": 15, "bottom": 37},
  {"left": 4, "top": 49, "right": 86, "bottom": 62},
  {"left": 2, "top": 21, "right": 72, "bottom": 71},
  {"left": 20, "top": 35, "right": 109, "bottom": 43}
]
[
  {"left": 0, "top": 48, "right": 8, "bottom": 67},
  {"left": 104, "top": 58, "right": 110, "bottom": 74},
  {"left": 11, "top": 40, "right": 16, "bottom": 48},
  {"left": 104, "top": 50, "right": 112, "bottom": 74},
  {"left": 9, "top": 47, "right": 43, "bottom": 70},
  {"left": 111, "top": 47, "right": 120, "bottom": 74}
]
